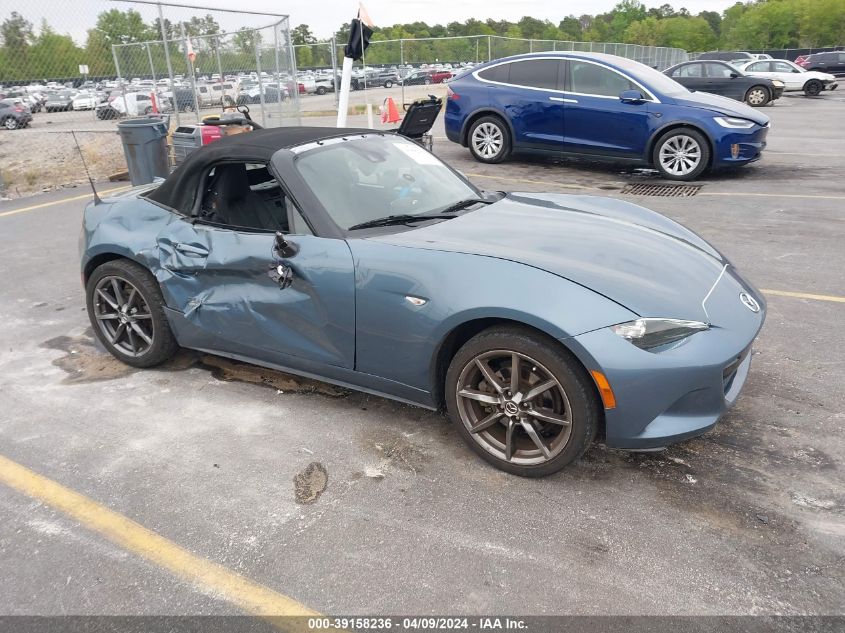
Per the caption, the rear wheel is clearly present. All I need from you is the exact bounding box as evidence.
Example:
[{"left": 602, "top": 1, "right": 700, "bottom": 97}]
[
  {"left": 745, "top": 85, "right": 770, "bottom": 107},
  {"left": 467, "top": 115, "right": 511, "bottom": 164},
  {"left": 316, "top": 86, "right": 326, "bottom": 95},
  {"left": 384, "top": 80, "right": 393, "bottom": 88},
  {"left": 803, "top": 79, "right": 822, "bottom": 96},
  {"left": 424, "top": 78, "right": 432, "bottom": 85},
  {"left": 86, "top": 259, "right": 179, "bottom": 368},
  {"left": 3, "top": 117, "right": 19, "bottom": 130},
  {"left": 652, "top": 128, "right": 710, "bottom": 181},
  {"left": 445, "top": 326, "right": 599, "bottom": 477}
]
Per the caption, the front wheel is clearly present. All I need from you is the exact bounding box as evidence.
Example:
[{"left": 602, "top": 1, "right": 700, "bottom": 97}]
[
  {"left": 384, "top": 80, "right": 393, "bottom": 88},
  {"left": 445, "top": 326, "right": 599, "bottom": 477},
  {"left": 424, "top": 78, "right": 431, "bottom": 85},
  {"left": 3, "top": 117, "right": 19, "bottom": 130},
  {"left": 86, "top": 259, "right": 179, "bottom": 368},
  {"left": 745, "top": 85, "right": 770, "bottom": 107},
  {"left": 803, "top": 80, "right": 822, "bottom": 96},
  {"left": 652, "top": 128, "right": 710, "bottom": 181},
  {"left": 316, "top": 86, "right": 326, "bottom": 95},
  {"left": 467, "top": 116, "right": 511, "bottom": 164}
]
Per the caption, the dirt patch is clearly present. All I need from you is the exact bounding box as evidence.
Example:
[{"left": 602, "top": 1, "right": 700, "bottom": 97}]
[
  {"left": 293, "top": 462, "right": 328, "bottom": 504},
  {"left": 43, "top": 334, "right": 137, "bottom": 384},
  {"left": 198, "top": 355, "right": 349, "bottom": 397},
  {"left": 358, "top": 427, "right": 429, "bottom": 476}
]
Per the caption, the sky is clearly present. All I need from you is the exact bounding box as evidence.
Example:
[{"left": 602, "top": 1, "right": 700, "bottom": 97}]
[{"left": 12, "top": 0, "right": 741, "bottom": 43}]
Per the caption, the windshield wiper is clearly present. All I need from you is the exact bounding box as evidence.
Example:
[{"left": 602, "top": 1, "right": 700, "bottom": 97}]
[
  {"left": 435, "top": 197, "right": 491, "bottom": 215},
  {"left": 348, "top": 213, "right": 459, "bottom": 231}
]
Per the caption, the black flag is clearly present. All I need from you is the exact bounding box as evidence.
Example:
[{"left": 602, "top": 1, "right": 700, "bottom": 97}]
[{"left": 344, "top": 18, "right": 373, "bottom": 60}]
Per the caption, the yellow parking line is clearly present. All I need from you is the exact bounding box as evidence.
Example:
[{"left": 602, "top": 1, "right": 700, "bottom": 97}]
[
  {"left": 0, "top": 186, "right": 132, "bottom": 219},
  {"left": 762, "top": 289, "right": 845, "bottom": 304},
  {"left": 699, "top": 191, "right": 845, "bottom": 201},
  {"left": 466, "top": 172, "right": 596, "bottom": 190},
  {"left": 0, "top": 453, "right": 318, "bottom": 618}
]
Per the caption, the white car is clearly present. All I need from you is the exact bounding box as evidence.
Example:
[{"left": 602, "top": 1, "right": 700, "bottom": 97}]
[
  {"left": 738, "top": 59, "right": 838, "bottom": 96},
  {"left": 72, "top": 93, "right": 100, "bottom": 110}
]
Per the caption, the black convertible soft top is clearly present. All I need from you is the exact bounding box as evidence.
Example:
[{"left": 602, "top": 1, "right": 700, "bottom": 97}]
[{"left": 148, "top": 126, "right": 372, "bottom": 212}]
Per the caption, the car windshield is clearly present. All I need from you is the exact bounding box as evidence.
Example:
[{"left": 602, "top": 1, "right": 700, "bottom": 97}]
[{"left": 295, "top": 135, "right": 480, "bottom": 231}]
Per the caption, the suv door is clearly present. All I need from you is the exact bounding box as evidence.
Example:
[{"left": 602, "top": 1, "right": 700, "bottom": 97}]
[
  {"left": 155, "top": 162, "right": 355, "bottom": 370},
  {"left": 668, "top": 63, "right": 709, "bottom": 92},
  {"left": 482, "top": 58, "right": 565, "bottom": 151},
  {"left": 563, "top": 59, "right": 652, "bottom": 158}
]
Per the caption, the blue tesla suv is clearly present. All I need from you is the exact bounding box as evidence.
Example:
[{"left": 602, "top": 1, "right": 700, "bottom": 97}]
[{"left": 444, "top": 52, "right": 770, "bottom": 180}]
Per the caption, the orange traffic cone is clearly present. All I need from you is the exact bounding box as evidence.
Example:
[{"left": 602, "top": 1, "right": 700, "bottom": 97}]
[{"left": 381, "top": 97, "right": 401, "bottom": 124}]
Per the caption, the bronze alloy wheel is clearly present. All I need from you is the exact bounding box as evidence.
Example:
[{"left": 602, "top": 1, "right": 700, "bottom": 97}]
[{"left": 455, "top": 349, "right": 573, "bottom": 466}]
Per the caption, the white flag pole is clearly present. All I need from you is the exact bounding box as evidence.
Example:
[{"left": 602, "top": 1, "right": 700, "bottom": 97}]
[{"left": 336, "top": 56, "right": 354, "bottom": 127}]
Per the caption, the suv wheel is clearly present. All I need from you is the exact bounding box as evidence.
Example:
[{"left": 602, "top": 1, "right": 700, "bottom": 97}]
[
  {"left": 384, "top": 80, "right": 393, "bottom": 88},
  {"left": 652, "top": 128, "right": 710, "bottom": 181},
  {"left": 468, "top": 116, "right": 511, "bottom": 164},
  {"left": 316, "top": 86, "right": 326, "bottom": 95}
]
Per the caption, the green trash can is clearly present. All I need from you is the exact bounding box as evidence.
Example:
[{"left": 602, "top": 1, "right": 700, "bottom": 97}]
[{"left": 117, "top": 117, "right": 169, "bottom": 186}]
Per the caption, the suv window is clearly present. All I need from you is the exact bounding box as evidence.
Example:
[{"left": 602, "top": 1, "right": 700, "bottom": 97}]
[
  {"left": 506, "top": 59, "right": 560, "bottom": 90},
  {"left": 478, "top": 63, "right": 509, "bottom": 83},
  {"left": 569, "top": 60, "right": 637, "bottom": 96}
]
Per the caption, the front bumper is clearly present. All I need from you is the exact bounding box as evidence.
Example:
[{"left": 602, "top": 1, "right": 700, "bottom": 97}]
[
  {"left": 568, "top": 268, "right": 765, "bottom": 449},
  {"left": 712, "top": 123, "right": 769, "bottom": 167}
]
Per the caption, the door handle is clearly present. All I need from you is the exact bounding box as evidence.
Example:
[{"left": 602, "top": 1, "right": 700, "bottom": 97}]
[
  {"left": 549, "top": 96, "right": 578, "bottom": 103},
  {"left": 174, "top": 243, "right": 209, "bottom": 257}
]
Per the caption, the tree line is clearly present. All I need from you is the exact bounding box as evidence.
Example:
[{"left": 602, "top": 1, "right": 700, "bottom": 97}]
[{"left": 2, "top": 0, "right": 844, "bottom": 82}]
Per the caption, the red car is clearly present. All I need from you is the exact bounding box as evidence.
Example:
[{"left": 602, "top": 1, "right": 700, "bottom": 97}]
[
  {"left": 795, "top": 55, "right": 809, "bottom": 67},
  {"left": 430, "top": 69, "right": 454, "bottom": 84}
]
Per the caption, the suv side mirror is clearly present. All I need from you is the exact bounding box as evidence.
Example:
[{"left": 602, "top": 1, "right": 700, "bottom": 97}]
[
  {"left": 730, "top": 72, "right": 739, "bottom": 78},
  {"left": 619, "top": 89, "right": 646, "bottom": 104}
]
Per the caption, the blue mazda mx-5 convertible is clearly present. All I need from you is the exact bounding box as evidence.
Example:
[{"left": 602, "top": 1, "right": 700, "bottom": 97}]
[{"left": 81, "top": 127, "right": 765, "bottom": 476}]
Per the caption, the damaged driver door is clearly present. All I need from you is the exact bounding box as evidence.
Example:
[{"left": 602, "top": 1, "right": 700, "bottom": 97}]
[{"left": 155, "top": 217, "right": 355, "bottom": 371}]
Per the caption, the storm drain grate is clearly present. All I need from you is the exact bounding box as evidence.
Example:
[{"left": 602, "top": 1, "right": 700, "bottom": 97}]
[{"left": 621, "top": 183, "right": 702, "bottom": 197}]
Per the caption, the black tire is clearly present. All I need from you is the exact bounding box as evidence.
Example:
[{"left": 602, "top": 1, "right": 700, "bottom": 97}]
[
  {"left": 651, "top": 127, "right": 710, "bottom": 181},
  {"left": 803, "top": 79, "right": 822, "bottom": 96},
  {"left": 316, "top": 86, "right": 326, "bottom": 95},
  {"left": 424, "top": 78, "right": 432, "bottom": 85},
  {"left": 445, "top": 325, "right": 599, "bottom": 477},
  {"left": 745, "top": 85, "right": 770, "bottom": 107},
  {"left": 467, "top": 115, "right": 511, "bottom": 164},
  {"left": 384, "top": 80, "right": 393, "bottom": 88},
  {"left": 2, "top": 116, "right": 19, "bottom": 130},
  {"left": 86, "top": 259, "right": 179, "bottom": 368}
]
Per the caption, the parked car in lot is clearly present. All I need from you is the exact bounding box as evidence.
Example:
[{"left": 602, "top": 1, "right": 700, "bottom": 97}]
[
  {"left": 401, "top": 69, "right": 438, "bottom": 85},
  {"left": 72, "top": 92, "right": 101, "bottom": 110},
  {"left": 96, "top": 91, "right": 166, "bottom": 119},
  {"left": 664, "top": 60, "right": 784, "bottom": 106},
  {"left": 697, "top": 51, "right": 756, "bottom": 64},
  {"left": 445, "top": 52, "right": 770, "bottom": 180},
  {"left": 797, "top": 51, "right": 845, "bottom": 77},
  {"left": 44, "top": 91, "right": 75, "bottom": 112},
  {"left": 0, "top": 100, "right": 32, "bottom": 129},
  {"left": 80, "top": 127, "right": 766, "bottom": 476},
  {"left": 737, "top": 59, "right": 838, "bottom": 96},
  {"left": 169, "top": 88, "right": 199, "bottom": 112}
]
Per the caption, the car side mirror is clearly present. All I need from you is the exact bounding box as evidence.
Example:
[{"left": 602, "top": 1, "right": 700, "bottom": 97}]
[
  {"left": 619, "top": 90, "right": 646, "bottom": 104},
  {"left": 730, "top": 72, "right": 739, "bottom": 79}
]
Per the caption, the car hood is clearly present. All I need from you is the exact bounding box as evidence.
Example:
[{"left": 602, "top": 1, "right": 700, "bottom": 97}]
[
  {"left": 369, "top": 193, "right": 737, "bottom": 322},
  {"left": 671, "top": 90, "right": 770, "bottom": 125}
]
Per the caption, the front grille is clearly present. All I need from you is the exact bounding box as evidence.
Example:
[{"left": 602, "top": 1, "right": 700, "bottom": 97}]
[{"left": 621, "top": 183, "right": 702, "bottom": 197}]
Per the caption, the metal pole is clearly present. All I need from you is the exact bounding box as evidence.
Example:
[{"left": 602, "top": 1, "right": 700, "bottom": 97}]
[
  {"left": 285, "top": 19, "right": 300, "bottom": 125},
  {"left": 254, "top": 34, "right": 267, "bottom": 127},
  {"left": 157, "top": 2, "right": 179, "bottom": 126},
  {"left": 400, "top": 38, "right": 404, "bottom": 66},
  {"left": 112, "top": 44, "right": 129, "bottom": 116},
  {"left": 215, "top": 35, "right": 223, "bottom": 81},
  {"left": 180, "top": 23, "right": 200, "bottom": 122},
  {"left": 488, "top": 35, "right": 492, "bottom": 61},
  {"left": 146, "top": 43, "right": 156, "bottom": 83},
  {"left": 475, "top": 37, "right": 479, "bottom": 63},
  {"left": 274, "top": 25, "right": 283, "bottom": 126}
]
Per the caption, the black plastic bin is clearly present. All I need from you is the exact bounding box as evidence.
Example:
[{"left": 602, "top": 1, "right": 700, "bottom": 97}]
[{"left": 117, "top": 117, "right": 170, "bottom": 186}]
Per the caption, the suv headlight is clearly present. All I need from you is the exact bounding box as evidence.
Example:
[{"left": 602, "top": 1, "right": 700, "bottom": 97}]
[
  {"left": 714, "top": 116, "right": 756, "bottom": 129},
  {"left": 611, "top": 318, "right": 710, "bottom": 350}
]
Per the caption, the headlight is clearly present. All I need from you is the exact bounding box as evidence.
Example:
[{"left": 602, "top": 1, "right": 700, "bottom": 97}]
[
  {"left": 611, "top": 318, "right": 710, "bottom": 350},
  {"left": 714, "top": 116, "right": 756, "bottom": 129},
  {"left": 772, "top": 80, "right": 785, "bottom": 87}
]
